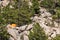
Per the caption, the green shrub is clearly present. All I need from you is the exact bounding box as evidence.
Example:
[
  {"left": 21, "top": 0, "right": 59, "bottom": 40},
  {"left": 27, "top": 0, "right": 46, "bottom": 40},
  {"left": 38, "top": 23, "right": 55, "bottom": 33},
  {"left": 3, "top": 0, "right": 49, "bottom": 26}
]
[
  {"left": 31, "top": 0, "right": 40, "bottom": 14},
  {"left": 29, "top": 23, "right": 47, "bottom": 40},
  {"left": 0, "top": 0, "right": 34, "bottom": 26},
  {"left": 52, "top": 9, "right": 60, "bottom": 19},
  {"left": 0, "top": 26, "right": 10, "bottom": 40},
  {"left": 40, "top": 0, "right": 55, "bottom": 8}
]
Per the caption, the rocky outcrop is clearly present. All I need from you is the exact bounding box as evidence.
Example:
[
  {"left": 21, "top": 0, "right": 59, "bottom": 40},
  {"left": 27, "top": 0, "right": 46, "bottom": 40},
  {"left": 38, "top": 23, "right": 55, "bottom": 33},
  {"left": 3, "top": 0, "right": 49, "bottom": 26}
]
[
  {"left": 0, "top": 0, "right": 9, "bottom": 7},
  {"left": 6, "top": 7, "right": 59, "bottom": 40},
  {"left": 7, "top": 23, "right": 34, "bottom": 40}
]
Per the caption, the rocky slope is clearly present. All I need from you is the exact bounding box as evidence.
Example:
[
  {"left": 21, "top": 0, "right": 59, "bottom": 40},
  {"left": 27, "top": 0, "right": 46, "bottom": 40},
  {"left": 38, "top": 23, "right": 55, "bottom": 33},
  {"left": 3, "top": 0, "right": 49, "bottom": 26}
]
[
  {"left": 6, "top": 7, "right": 59, "bottom": 40},
  {"left": 1, "top": 0, "right": 59, "bottom": 40}
]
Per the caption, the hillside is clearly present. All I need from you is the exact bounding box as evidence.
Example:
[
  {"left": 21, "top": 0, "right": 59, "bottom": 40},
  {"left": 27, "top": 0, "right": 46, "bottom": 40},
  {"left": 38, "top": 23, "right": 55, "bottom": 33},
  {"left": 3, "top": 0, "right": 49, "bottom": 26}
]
[{"left": 0, "top": 0, "right": 60, "bottom": 40}]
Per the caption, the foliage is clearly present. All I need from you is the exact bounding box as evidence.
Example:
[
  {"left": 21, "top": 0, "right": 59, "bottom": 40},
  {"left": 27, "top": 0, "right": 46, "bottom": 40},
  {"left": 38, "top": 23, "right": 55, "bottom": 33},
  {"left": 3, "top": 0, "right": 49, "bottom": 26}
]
[
  {"left": 29, "top": 23, "right": 47, "bottom": 40},
  {"left": 52, "top": 8, "right": 60, "bottom": 19},
  {"left": 40, "top": 0, "right": 60, "bottom": 19},
  {"left": 0, "top": 0, "right": 34, "bottom": 39},
  {"left": 31, "top": 0, "right": 40, "bottom": 14},
  {"left": 40, "top": 0, "right": 60, "bottom": 8},
  {"left": 0, "top": 0, "right": 34, "bottom": 26},
  {"left": 40, "top": 0, "right": 55, "bottom": 8},
  {"left": 0, "top": 26, "right": 10, "bottom": 40}
]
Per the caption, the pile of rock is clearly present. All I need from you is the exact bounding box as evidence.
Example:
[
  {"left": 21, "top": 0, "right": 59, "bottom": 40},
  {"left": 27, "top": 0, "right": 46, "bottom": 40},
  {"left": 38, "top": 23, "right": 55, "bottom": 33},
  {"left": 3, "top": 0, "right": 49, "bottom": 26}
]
[
  {"left": 0, "top": 0, "right": 9, "bottom": 7},
  {"left": 33, "top": 7, "right": 60, "bottom": 40},
  {"left": 6, "top": 23, "right": 34, "bottom": 40}
]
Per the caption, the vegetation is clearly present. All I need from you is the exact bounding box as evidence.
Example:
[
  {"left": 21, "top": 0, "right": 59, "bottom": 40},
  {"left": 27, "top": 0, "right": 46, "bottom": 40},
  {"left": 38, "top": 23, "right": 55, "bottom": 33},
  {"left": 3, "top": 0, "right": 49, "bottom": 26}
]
[
  {"left": 0, "top": 0, "right": 40, "bottom": 26},
  {"left": 40, "top": 0, "right": 60, "bottom": 19},
  {"left": 31, "top": 0, "right": 40, "bottom": 14},
  {"left": 0, "top": 0, "right": 40, "bottom": 40},
  {"left": 0, "top": 0, "right": 33, "bottom": 26},
  {"left": 29, "top": 23, "right": 47, "bottom": 40},
  {"left": 52, "top": 8, "right": 60, "bottom": 19},
  {"left": 0, "top": 0, "right": 60, "bottom": 40},
  {"left": 40, "top": 0, "right": 55, "bottom": 8},
  {"left": 0, "top": 26, "right": 10, "bottom": 40}
]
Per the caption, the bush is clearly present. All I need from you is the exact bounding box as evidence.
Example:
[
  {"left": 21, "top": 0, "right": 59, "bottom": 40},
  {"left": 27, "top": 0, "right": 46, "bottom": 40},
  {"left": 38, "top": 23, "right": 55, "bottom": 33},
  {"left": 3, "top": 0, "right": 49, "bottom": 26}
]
[
  {"left": 31, "top": 0, "right": 40, "bottom": 14},
  {"left": 29, "top": 23, "right": 47, "bottom": 40},
  {"left": 0, "top": 0, "right": 34, "bottom": 26},
  {"left": 52, "top": 8, "right": 60, "bottom": 19},
  {"left": 0, "top": 26, "right": 10, "bottom": 40},
  {"left": 40, "top": 0, "right": 55, "bottom": 8}
]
